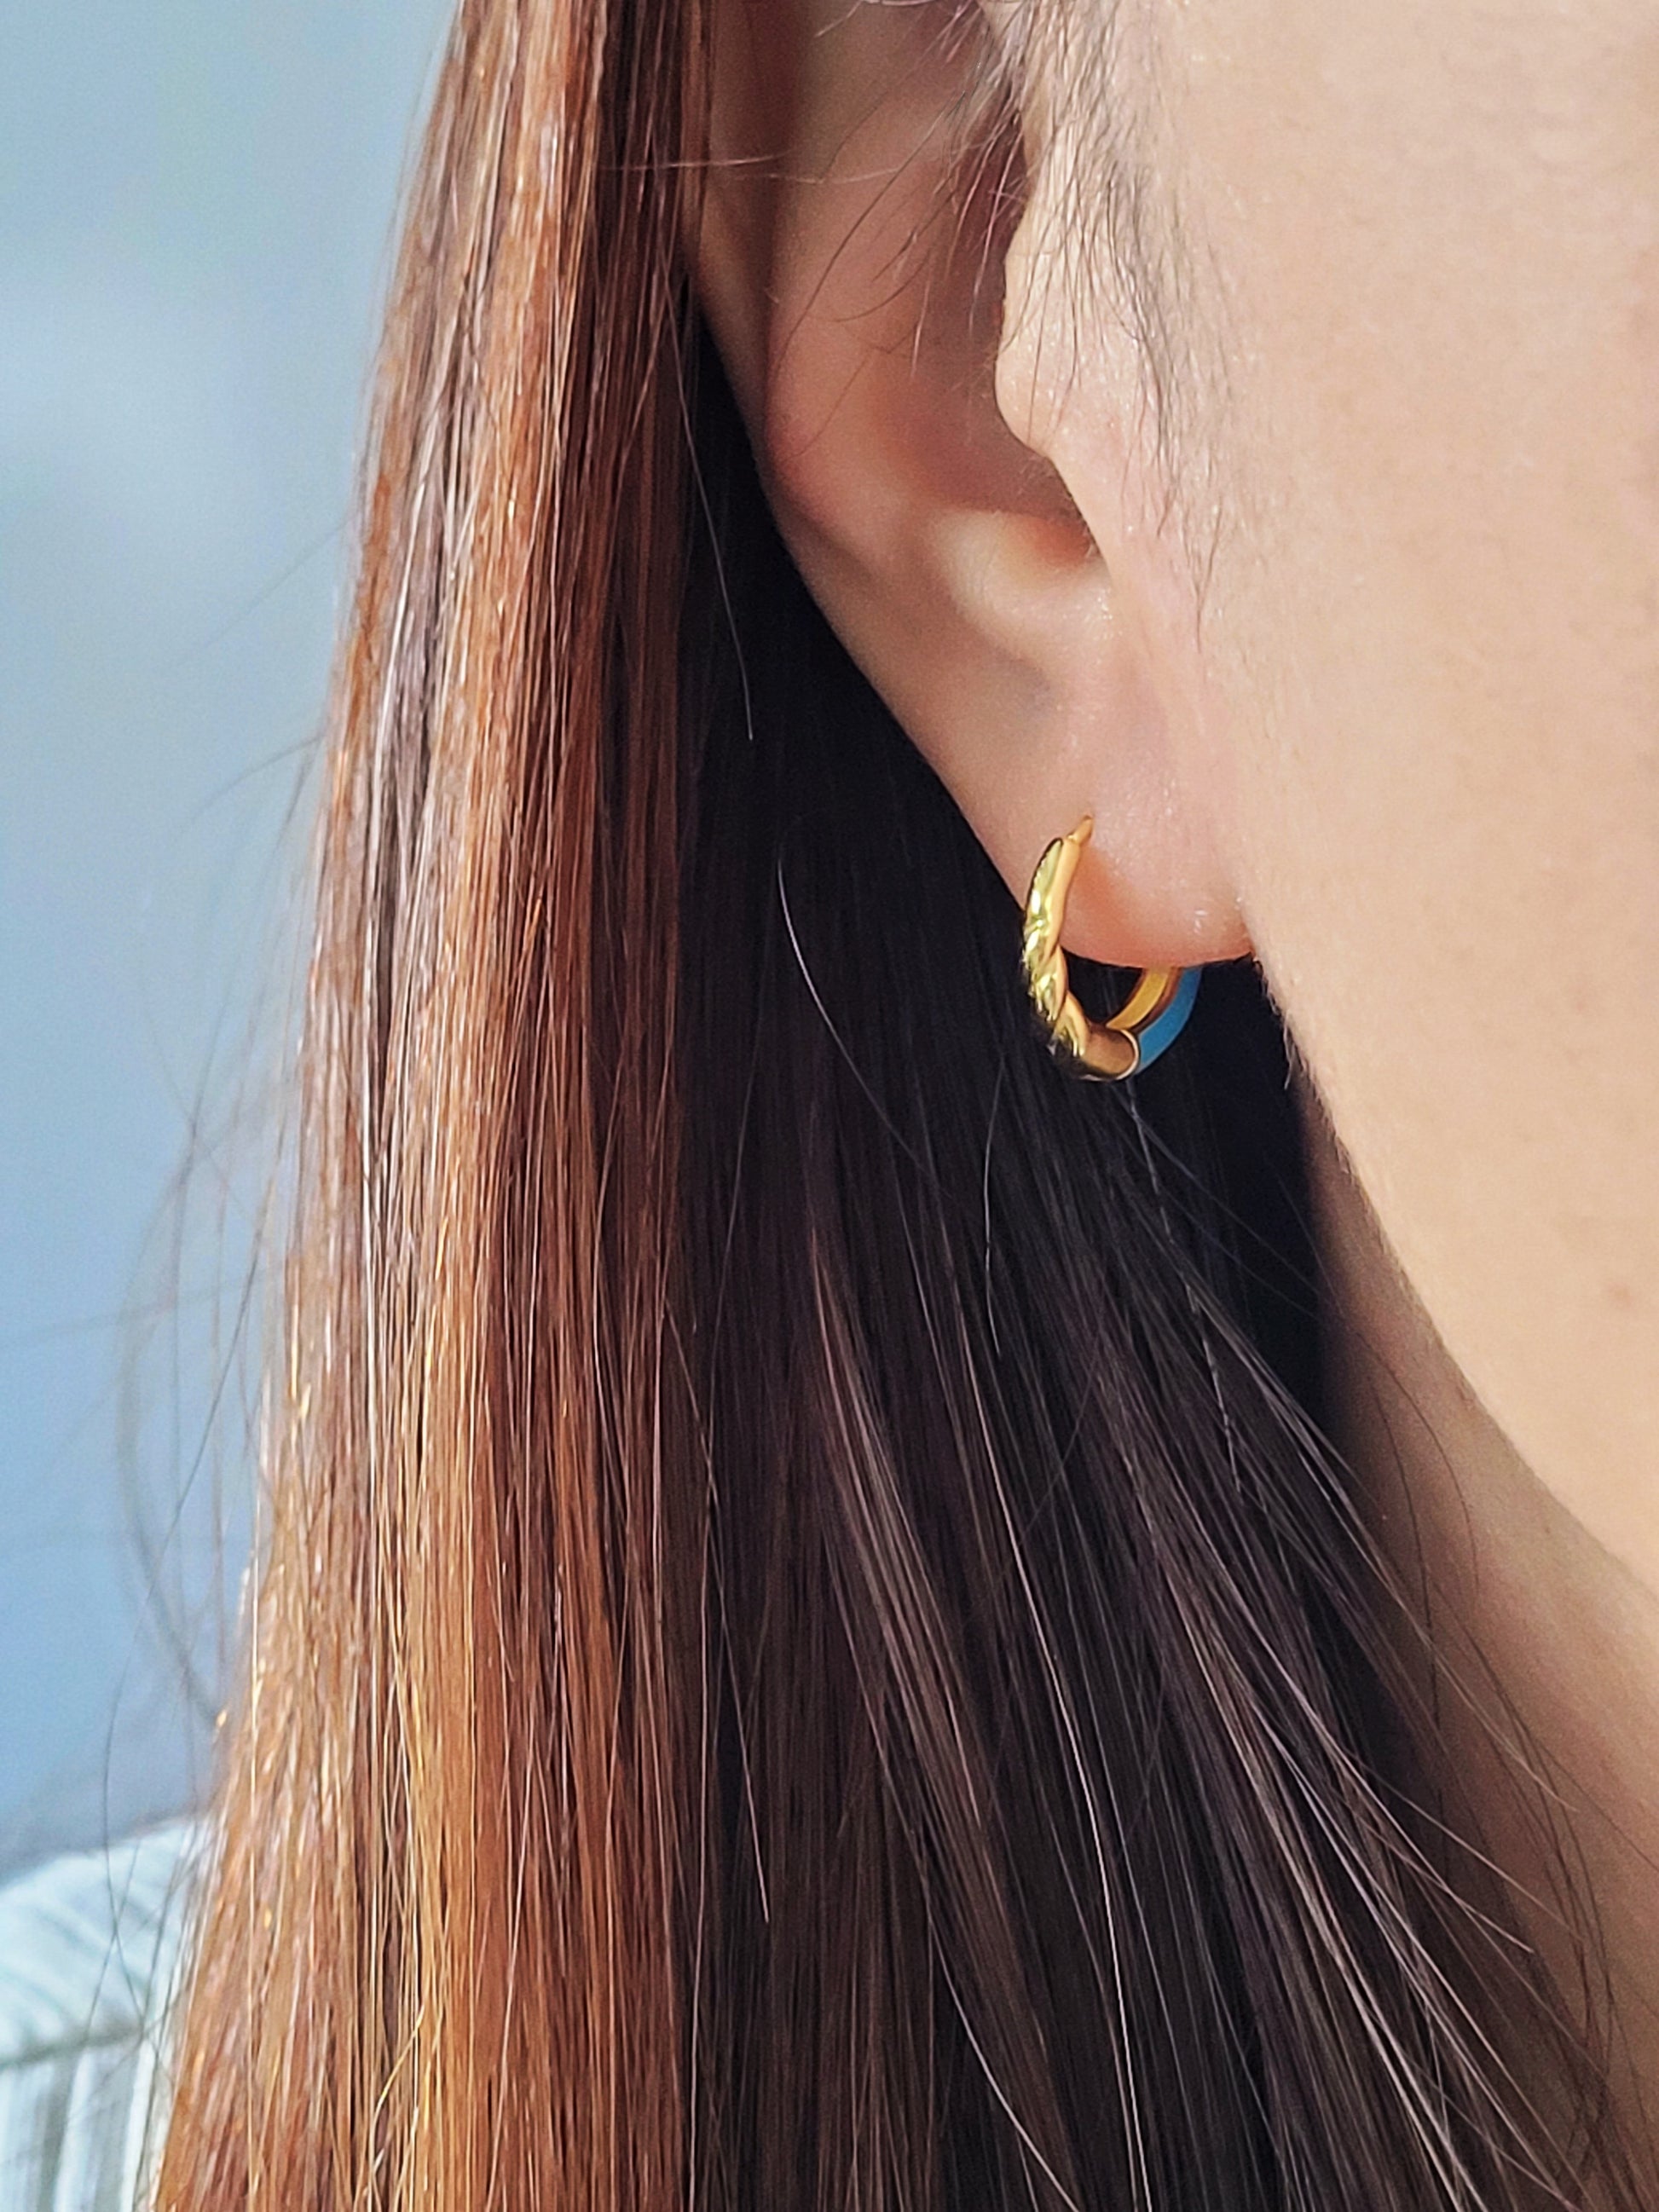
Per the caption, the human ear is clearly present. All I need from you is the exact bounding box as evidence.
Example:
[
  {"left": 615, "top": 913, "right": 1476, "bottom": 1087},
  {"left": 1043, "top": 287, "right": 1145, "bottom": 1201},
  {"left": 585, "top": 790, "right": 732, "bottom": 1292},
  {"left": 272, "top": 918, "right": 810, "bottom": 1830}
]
[{"left": 697, "top": 0, "right": 1249, "bottom": 967}]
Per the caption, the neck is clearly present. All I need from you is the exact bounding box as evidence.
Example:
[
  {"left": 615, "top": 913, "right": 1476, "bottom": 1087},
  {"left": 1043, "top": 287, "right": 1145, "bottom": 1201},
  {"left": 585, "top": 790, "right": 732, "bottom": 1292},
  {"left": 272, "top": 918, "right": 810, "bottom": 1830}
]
[{"left": 1304, "top": 1099, "right": 1659, "bottom": 2186}]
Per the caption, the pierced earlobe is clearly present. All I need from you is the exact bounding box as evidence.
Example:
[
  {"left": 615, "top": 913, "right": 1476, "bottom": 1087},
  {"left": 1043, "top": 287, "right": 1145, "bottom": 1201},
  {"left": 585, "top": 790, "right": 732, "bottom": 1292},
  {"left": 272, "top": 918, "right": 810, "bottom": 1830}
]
[{"left": 1021, "top": 818, "right": 1201, "bottom": 1080}]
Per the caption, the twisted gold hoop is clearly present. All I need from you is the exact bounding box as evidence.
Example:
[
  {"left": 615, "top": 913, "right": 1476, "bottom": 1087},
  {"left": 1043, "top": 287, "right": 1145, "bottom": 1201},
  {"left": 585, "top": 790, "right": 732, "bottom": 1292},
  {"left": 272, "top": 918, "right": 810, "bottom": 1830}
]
[{"left": 1020, "top": 817, "right": 1199, "bottom": 1081}]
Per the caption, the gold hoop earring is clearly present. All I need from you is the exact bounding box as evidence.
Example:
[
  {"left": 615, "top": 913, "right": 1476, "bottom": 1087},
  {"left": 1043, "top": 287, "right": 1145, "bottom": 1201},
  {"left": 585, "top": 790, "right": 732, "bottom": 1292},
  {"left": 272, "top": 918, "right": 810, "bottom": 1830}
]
[{"left": 1021, "top": 817, "right": 1200, "bottom": 1081}]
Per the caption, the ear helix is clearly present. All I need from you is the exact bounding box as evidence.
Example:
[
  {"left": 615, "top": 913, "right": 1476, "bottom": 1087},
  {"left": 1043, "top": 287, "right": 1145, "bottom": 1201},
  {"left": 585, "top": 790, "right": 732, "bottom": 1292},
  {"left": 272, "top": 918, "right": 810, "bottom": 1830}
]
[{"left": 1020, "top": 818, "right": 1201, "bottom": 1080}]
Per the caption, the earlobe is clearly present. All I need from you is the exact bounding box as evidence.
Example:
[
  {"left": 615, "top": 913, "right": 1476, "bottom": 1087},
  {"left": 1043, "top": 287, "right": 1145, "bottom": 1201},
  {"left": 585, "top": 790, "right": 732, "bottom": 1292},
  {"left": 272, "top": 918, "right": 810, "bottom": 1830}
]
[{"left": 698, "top": 0, "right": 1251, "bottom": 972}]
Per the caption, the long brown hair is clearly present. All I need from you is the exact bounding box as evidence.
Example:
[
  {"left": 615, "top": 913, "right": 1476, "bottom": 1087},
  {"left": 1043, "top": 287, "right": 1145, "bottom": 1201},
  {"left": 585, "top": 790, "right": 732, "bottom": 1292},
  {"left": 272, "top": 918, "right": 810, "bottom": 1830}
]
[{"left": 157, "top": 3, "right": 1638, "bottom": 2206}]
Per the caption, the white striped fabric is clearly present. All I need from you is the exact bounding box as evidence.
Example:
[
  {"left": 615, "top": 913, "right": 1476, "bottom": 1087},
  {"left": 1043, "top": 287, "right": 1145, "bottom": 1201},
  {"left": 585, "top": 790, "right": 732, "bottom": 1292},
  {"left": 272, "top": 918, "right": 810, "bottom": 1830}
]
[{"left": 0, "top": 1825, "right": 200, "bottom": 2212}]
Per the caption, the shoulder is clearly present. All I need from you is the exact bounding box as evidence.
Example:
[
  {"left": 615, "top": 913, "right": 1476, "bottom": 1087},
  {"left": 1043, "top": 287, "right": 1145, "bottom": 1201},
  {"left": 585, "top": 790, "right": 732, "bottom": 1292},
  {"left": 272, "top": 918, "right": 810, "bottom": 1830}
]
[{"left": 0, "top": 1822, "right": 205, "bottom": 2212}]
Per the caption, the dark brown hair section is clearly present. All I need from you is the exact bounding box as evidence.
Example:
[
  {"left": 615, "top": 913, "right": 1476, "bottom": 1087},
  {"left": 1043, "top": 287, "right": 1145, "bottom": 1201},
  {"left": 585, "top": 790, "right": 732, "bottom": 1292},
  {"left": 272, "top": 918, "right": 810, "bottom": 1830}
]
[{"left": 157, "top": 3, "right": 1639, "bottom": 2206}]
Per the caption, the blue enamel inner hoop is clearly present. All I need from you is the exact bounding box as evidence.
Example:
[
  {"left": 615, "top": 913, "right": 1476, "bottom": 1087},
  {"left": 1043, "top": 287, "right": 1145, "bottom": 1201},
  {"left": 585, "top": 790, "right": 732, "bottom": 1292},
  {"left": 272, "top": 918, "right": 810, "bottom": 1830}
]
[{"left": 1131, "top": 966, "right": 1202, "bottom": 1073}]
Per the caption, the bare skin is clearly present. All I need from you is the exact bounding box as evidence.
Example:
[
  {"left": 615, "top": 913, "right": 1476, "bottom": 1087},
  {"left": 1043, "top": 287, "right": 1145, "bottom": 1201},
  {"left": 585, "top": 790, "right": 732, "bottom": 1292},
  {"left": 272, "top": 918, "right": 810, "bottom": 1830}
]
[
  {"left": 1309, "top": 1100, "right": 1659, "bottom": 2186},
  {"left": 701, "top": 0, "right": 1659, "bottom": 2169}
]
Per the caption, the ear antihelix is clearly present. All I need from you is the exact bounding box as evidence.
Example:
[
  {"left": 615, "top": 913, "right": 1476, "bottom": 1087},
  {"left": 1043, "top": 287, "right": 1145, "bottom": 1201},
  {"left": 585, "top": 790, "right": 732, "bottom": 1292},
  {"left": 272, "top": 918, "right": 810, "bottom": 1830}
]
[{"left": 1020, "top": 817, "right": 1201, "bottom": 1079}]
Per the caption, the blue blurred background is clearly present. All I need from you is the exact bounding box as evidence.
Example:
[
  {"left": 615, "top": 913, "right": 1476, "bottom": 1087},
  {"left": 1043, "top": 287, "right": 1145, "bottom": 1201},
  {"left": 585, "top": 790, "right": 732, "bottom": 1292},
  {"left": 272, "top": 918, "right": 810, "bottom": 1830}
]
[{"left": 0, "top": 1, "right": 452, "bottom": 1871}]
